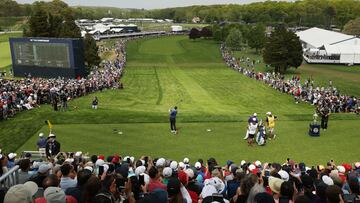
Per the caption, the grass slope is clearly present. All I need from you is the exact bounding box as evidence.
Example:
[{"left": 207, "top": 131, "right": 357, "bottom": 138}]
[
  {"left": 0, "top": 36, "right": 358, "bottom": 165},
  {"left": 0, "top": 32, "right": 22, "bottom": 69}
]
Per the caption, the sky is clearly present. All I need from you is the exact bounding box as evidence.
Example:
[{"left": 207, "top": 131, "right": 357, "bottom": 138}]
[{"left": 15, "top": 0, "right": 278, "bottom": 9}]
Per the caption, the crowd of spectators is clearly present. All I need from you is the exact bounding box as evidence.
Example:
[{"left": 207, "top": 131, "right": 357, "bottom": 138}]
[
  {"left": 0, "top": 150, "right": 359, "bottom": 203},
  {"left": 0, "top": 40, "right": 127, "bottom": 120},
  {"left": 221, "top": 45, "right": 360, "bottom": 115}
]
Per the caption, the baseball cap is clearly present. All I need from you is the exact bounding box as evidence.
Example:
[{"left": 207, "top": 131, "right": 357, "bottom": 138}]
[
  {"left": 183, "top": 158, "right": 189, "bottom": 164},
  {"left": 266, "top": 112, "right": 272, "bottom": 115},
  {"left": 269, "top": 177, "right": 284, "bottom": 194},
  {"left": 278, "top": 170, "right": 289, "bottom": 181},
  {"left": 135, "top": 166, "right": 146, "bottom": 176},
  {"left": 156, "top": 158, "right": 166, "bottom": 168},
  {"left": 253, "top": 113, "right": 257, "bottom": 116},
  {"left": 39, "top": 133, "right": 44, "bottom": 137},
  {"left": 163, "top": 167, "right": 172, "bottom": 178},
  {"left": 8, "top": 153, "right": 17, "bottom": 160},
  {"left": 194, "top": 162, "right": 201, "bottom": 169},
  {"left": 48, "top": 134, "right": 56, "bottom": 138},
  {"left": 170, "top": 161, "right": 178, "bottom": 170},
  {"left": 44, "top": 187, "right": 66, "bottom": 203},
  {"left": 38, "top": 163, "right": 51, "bottom": 174},
  {"left": 4, "top": 181, "right": 38, "bottom": 203}
]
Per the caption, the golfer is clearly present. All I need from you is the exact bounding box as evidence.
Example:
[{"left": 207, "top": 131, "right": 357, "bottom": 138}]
[{"left": 169, "top": 106, "right": 178, "bottom": 134}]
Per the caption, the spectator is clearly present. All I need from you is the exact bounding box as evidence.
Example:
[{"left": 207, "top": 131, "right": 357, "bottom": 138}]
[
  {"left": 326, "top": 185, "right": 344, "bottom": 203},
  {"left": 7, "top": 153, "right": 17, "bottom": 169},
  {"left": 35, "top": 186, "right": 77, "bottom": 203},
  {"left": 279, "top": 181, "right": 295, "bottom": 203},
  {"left": 60, "top": 163, "right": 78, "bottom": 191},
  {"left": 247, "top": 183, "right": 266, "bottom": 203},
  {"left": 18, "top": 159, "right": 32, "bottom": 184},
  {"left": 82, "top": 175, "right": 102, "bottom": 203},
  {"left": 29, "top": 163, "right": 52, "bottom": 187},
  {"left": 4, "top": 181, "right": 38, "bottom": 203},
  {"left": 65, "top": 169, "right": 93, "bottom": 202},
  {"left": 37, "top": 133, "right": 47, "bottom": 149},
  {"left": 148, "top": 166, "right": 167, "bottom": 192},
  {"left": 93, "top": 175, "right": 118, "bottom": 203},
  {"left": 41, "top": 174, "right": 60, "bottom": 193},
  {"left": 45, "top": 134, "right": 60, "bottom": 158}
]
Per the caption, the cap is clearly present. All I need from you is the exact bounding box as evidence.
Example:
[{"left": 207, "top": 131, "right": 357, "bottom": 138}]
[
  {"left": 44, "top": 187, "right": 66, "bottom": 202},
  {"left": 8, "top": 153, "right": 17, "bottom": 160},
  {"left": 39, "top": 133, "right": 44, "bottom": 137}
]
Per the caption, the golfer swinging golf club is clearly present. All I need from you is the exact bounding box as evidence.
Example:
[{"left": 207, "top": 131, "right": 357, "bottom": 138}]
[{"left": 169, "top": 106, "right": 178, "bottom": 134}]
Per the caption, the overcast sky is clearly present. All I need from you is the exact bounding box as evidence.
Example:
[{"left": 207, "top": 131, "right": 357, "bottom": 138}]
[{"left": 15, "top": 0, "right": 280, "bottom": 9}]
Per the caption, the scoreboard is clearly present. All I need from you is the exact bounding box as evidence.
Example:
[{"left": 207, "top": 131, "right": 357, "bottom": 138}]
[{"left": 10, "top": 38, "right": 86, "bottom": 78}]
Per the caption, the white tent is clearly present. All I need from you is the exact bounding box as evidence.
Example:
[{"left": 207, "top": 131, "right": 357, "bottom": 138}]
[{"left": 297, "top": 27, "right": 360, "bottom": 64}]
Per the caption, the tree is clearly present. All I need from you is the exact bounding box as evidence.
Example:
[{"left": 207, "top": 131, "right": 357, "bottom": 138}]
[
  {"left": 343, "top": 17, "right": 360, "bottom": 36},
  {"left": 189, "top": 28, "right": 201, "bottom": 40},
  {"left": 225, "top": 28, "right": 243, "bottom": 50},
  {"left": 200, "top": 26, "right": 213, "bottom": 38},
  {"left": 58, "top": 9, "right": 81, "bottom": 38},
  {"left": 83, "top": 34, "right": 101, "bottom": 70},
  {"left": 247, "top": 23, "right": 266, "bottom": 53},
  {"left": 212, "top": 25, "right": 223, "bottom": 41},
  {"left": 28, "top": 6, "right": 50, "bottom": 37},
  {"left": 263, "top": 25, "right": 303, "bottom": 74}
]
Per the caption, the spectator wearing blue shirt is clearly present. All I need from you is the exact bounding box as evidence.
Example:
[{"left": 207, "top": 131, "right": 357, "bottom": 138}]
[
  {"left": 37, "top": 133, "right": 47, "bottom": 150},
  {"left": 169, "top": 106, "right": 178, "bottom": 134}
]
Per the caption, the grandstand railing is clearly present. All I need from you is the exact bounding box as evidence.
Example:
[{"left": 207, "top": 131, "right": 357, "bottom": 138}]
[
  {"left": 21, "top": 149, "right": 46, "bottom": 160},
  {"left": 0, "top": 165, "right": 19, "bottom": 188}
]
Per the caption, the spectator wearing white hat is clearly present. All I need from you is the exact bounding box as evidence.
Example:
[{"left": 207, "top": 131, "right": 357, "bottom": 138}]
[
  {"left": 7, "top": 152, "right": 17, "bottom": 169},
  {"left": 45, "top": 133, "right": 60, "bottom": 158},
  {"left": 37, "top": 133, "right": 47, "bottom": 150},
  {"left": 266, "top": 112, "right": 277, "bottom": 139},
  {"left": 4, "top": 181, "right": 38, "bottom": 203}
]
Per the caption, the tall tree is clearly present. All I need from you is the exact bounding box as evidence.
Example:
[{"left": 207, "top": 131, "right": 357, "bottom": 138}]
[
  {"left": 28, "top": 6, "right": 50, "bottom": 37},
  {"left": 247, "top": 23, "right": 266, "bottom": 53},
  {"left": 189, "top": 28, "right": 201, "bottom": 40},
  {"left": 343, "top": 17, "right": 360, "bottom": 36},
  {"left": 200, "top": 26, "right": 213, "bottom": 38},
  {"left": 225, "top": 28, "right": 243, "bottom": 50},
  {"left": 58, "top": 9, "right": 81, "bottom": 38},
  {"left": 263, "top": 25, "right": 303, "bottom": 73},
  {"left": 83, "top": 34, "right": 101, "bottom": 70}
]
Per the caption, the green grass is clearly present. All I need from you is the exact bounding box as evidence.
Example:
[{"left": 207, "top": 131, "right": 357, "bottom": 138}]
[
  {"left": 0, "top": 17, "right": 27, "bottom": 31},
  {"left": 233, "top": 48, "right": 360, "bottom": 97},
  {"left": 0, "top": 36, "right": 358, "bottom": 165},
  {"left": 0, "top": 32, "right": 22, "bottom": 69}
]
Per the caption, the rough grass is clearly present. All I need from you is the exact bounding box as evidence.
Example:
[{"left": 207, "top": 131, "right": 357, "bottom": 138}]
[{"left": 0, "top": 36, "right": 358, "bottom": 165}]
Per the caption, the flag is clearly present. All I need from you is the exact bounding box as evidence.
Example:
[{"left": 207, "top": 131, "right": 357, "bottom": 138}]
[{"left": 45, "top": 120, "right": 53, "bottom": 130}]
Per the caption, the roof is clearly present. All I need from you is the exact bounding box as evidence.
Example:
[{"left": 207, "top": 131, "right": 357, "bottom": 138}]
[{"left": 296, "top": 27, "right": 354, "bottom": 48}]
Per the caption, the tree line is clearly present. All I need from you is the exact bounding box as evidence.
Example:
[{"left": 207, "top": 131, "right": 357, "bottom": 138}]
[{"left": 3, "top": 0, "right": 360, "bottom": 29}]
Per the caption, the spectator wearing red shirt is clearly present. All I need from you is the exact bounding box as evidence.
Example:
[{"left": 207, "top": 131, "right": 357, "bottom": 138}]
[{"left": 148, "top": 166, "right": 166, "bottom": 192}]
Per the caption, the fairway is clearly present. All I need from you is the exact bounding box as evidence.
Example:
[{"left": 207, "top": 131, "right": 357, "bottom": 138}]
[{"left": 5, "top": 36, "right": 359, "bottom": 164}]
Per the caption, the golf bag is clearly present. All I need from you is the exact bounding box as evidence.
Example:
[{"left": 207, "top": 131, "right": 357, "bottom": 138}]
[{"left": 256, "top": 124, "right": 266, "bottom": 146}]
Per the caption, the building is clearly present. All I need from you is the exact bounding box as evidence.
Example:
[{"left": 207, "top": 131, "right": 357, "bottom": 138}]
[
  {"left": 296, "top": 27, "right": 360, "bottom": 65},
  {"left": 171, "top": 25, "right": 183, "bottom": 32}
]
